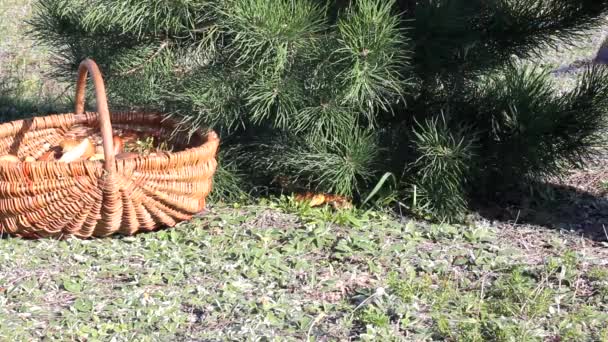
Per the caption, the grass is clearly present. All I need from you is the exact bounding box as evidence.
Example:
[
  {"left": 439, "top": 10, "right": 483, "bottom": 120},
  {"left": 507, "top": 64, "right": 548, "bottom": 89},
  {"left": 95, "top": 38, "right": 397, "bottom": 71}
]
[
  {"left": 517, "top": 19, "right": 608, "bottom": 95},
  {"left": 0, "top": 199, "right": 607, "bottom": 340},
  {"left": 0, "top": 0, "right": 67, "bottom": 119}
]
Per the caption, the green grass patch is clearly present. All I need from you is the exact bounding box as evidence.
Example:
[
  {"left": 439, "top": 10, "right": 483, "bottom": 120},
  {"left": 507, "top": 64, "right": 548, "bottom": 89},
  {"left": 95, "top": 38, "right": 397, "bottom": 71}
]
[
  {"left": 0, "top": 0, "right": 67, "bottom": 120},
  {"left": 0, "top": 199, "right": 606, "bottom": 340}
]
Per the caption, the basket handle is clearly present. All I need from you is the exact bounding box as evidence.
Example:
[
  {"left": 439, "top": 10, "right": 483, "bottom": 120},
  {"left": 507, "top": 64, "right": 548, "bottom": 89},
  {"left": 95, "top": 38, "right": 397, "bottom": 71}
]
[{"left": 74, "top": 58, "right": 115, "bottom": 171}]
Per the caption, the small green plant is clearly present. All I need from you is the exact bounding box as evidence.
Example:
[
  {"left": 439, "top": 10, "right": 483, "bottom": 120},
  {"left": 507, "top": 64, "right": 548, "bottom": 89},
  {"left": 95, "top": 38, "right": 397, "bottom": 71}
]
[
  {"left": 124, "top": 136, "right": 174, "bottom": 155},
  {"left": 136, "top": 136, "right": 155, "bottom": 154},
  {"left": 588, "top": 266, "right": 608, "bottom": 282},
  {"left": 362, "top": 172, "right": 398, "bottom": 207},
  {"left": 387, "top": 270, "right": 431, "bottom": 304},
  {"left": 358, "top": 306, "right": 391, "bottom": 329},
  {"left": 489, "top": 267, "right": 554, "bottom": 319}
]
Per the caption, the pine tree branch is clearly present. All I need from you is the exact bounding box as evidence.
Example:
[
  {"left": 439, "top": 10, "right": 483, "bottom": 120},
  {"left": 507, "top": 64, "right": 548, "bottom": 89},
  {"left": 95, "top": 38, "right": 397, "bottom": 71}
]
[{"left": 120, "top": 40, "right": 170, "bottom": 76}]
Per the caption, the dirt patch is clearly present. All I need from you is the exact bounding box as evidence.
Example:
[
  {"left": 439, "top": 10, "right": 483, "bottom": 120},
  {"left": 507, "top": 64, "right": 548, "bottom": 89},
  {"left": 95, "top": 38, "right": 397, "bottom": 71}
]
[{"left": 244, "top": 209, "right": 302, "bottom": 231}]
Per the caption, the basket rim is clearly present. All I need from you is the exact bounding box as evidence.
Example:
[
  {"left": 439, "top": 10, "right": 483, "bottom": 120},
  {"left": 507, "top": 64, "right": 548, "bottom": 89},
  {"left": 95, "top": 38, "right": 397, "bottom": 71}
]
[{"left": 0, "top": 110, "right": 219, "bottom": 175}]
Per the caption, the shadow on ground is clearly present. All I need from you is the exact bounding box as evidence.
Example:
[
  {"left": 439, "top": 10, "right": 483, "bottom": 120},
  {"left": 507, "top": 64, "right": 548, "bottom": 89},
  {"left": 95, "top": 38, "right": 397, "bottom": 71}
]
[
  {"left": 0, "top": 78, "right": 67, "bottom": 123},
  {"left": 0, "top": 83, "right": 63, "bottom": 122},
  {"left": 474, "top": 180, "right": 608, "bottom": 242}
]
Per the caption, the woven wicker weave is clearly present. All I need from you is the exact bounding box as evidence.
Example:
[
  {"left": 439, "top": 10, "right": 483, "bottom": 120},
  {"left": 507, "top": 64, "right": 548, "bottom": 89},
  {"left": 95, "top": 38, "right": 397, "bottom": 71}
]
[{"left": 0, "top": 59, "right": 219, "bottom": 238}]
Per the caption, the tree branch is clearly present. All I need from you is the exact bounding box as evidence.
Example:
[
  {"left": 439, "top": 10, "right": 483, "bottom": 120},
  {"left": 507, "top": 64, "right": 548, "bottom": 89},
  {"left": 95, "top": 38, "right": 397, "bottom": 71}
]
[{"left": 120, "top": 40, "right": 170, "bottom": 76}]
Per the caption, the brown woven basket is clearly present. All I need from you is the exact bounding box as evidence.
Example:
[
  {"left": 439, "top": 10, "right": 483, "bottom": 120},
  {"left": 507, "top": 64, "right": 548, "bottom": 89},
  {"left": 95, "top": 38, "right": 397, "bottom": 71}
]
[{"left": 0, "top": 59, "right": 219, "bottom": 239}]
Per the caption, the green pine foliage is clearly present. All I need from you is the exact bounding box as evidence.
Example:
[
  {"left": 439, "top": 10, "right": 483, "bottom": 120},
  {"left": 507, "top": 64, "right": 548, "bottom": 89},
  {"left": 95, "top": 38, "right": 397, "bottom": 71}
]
[
  {"left": 410, "top": 116, "right": 475, "bottom": 222},
  {"left": 470, "top": 65, "right": 608, "bottom": 188},
  {"left": 32, "top": 0, "right": 608, "bottom": 220}
]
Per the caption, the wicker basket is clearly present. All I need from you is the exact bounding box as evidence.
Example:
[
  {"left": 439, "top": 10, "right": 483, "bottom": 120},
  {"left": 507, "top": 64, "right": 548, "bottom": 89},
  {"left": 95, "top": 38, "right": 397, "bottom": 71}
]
[{"left": 0, "top": 59, "right": 219, "bottom": 238}]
